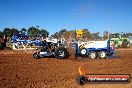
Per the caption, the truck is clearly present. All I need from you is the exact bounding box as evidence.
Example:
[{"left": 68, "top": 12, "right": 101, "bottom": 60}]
[{"left": 72, "top": 30, "right": 115, "bottom": 59}]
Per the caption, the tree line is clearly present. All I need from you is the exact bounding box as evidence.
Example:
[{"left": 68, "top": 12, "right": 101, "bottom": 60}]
[
  {"left": 51, "top": 29, "right": 132, "bottom": 40},
  {"left": 51, "top": 29, "right": 101, "bottom": 40},
  {"left": 0, "top": 26, "right": 49, "bottom": 38},
  {"left": 0, "top": 27, "right": 132, "bottom": 40}
]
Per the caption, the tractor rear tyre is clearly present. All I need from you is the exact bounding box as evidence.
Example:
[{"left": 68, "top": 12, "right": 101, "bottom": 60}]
[
  {"left": 54, "top": 47, "right": 67, "bottom": 59},
  {"left": 89, "top": 51, "right": 97, "bottom": 59},
  {"left": 0, "top": 43, "right": 3, "bottom": 49},
  {"left": 0, "top": 39, "right": 6, "bottom": 50},
  {"left": 0, "top": 43, "right": 6, "bottom": 50},
  {"left": 98, "top": 51, "right": 106, "bottom": 59}
]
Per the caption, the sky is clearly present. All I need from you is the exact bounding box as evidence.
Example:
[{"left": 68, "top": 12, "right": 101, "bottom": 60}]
[{"left": 0, "top": 0, "right": 132, "bottom": 36}]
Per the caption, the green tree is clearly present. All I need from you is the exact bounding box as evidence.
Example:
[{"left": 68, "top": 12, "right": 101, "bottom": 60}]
[
  {"left": 27, "top": 26, "right": 40, "bottom": 37},
  {"left": 0, "top": 31, "right": 3, "bottom": 38},
  {"left": 63, "top": 30, "right": 75, "bottom": 41},
  {"left": 103, "top": 31, "right": 108, "bottom": 40},
  {"left": 51, "top": 29, "right": 67, "bottom": 39},
  {"left": 20, "top": 28, "right": 27, "bottom": 34},
  {"left": 82, "top": 29, "right": 91, "bottom": 40},
  {"left": 122, "top": 33, "right": 132, "bottom": 38},
  {"left": 3, "top": 28, "right": 10, "bottom": 34},
  {"left": 40, "top": 29, "right": 49, "bottom": 37},
  {"left": 51, "top": 32, "right": 60, "bottom": 38},
  {"left": 64, "top": 31, "right": 71, "bottom": 39},
  {"left": 92, "top": 32, "right": 100, "bottom": 40},
  {"left": 3, "top": 28, "right": 19, "bottom": 37},
  {"left": 59, "top": 29, "right": 67, "bottom": 36}
]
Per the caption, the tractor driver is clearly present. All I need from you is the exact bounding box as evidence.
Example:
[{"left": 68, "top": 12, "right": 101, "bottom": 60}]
[
  {"left": 41, "top": 36, "right": 54, "bottom": 52},
  {"left": 41, "top": 36, "right": 48, "bottom": 52}
]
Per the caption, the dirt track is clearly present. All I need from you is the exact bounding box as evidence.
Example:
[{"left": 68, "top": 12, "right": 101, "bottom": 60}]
[{"left": 0, "top": 48, "right": 132, "bottom": 88}]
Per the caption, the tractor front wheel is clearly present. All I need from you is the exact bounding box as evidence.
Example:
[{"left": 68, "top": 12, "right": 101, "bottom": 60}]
[{"left": 33, "top": 52, "right": 40, "bottom": 59}]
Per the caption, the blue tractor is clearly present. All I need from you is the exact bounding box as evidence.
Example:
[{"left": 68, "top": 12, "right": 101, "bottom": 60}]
[{"left": 32, "top": 37, "right": 68, "bottom": 59}]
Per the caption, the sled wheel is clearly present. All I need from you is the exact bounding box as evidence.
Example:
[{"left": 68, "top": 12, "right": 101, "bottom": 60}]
[
  {"left": 89, "top": 51, "right": 97, "bottom": 59},
  {"left": 80, "top": 48, "right": 87, "bottom": 55},
  {"left": 98, "top": 51, "right": 106, "bottom": 59}
]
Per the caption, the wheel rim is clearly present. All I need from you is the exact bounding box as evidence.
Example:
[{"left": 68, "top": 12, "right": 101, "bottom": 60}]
[
  {"left": 81, "top": 49, "right": 87, "bottom": 55},
  {"left": 34, "top": 53, "right": 38, "bottom": 58},
  {"left": 91, "top": 53, "right": 96, "bottom": 58},
  {"left": 101, "top": 52, "right": 106, "bottom": 58},
  {"left": 58, "top": 50, "right": 64, "bottom": 57}
]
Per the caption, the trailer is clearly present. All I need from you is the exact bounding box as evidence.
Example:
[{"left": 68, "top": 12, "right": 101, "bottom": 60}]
[{"left": 72, "top": 30, "right": 115, "bottom": 59}]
